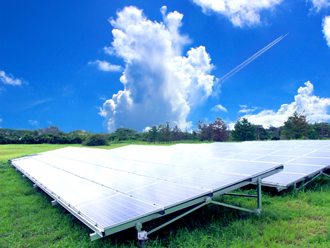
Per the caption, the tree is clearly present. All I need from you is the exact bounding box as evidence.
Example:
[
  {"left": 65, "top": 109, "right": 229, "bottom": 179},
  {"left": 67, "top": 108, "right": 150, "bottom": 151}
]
[
  {"left": 21, "top": 134, "right": 36, "bottom": 144},
  {"left": 0, "top": 133, "right": 7, "bottom": 144},
  {"left": 148, "top": 125, "right": 158, "bottom": 144},
  {"left": 197, "top": 119, "right": 213, "bottom": 141},
  {"left": 172, "top": 125, "right": 181, "bottom": 141},
  {"left": 115, "top": 127, "right": 138, "bottom": 141},
  {"left": 255, "top": 125, "right": 269, "bottom": 140},
  {"left": 83, "top": 134, "right": 109, "bottom": 146},
  {"left": 231, "top": 117, "right": 256, "bottom": 141},
  {"left": 282, "top": 111, "right": 308, "bottom": 139},
  {"left": 210, "top": 117, "right": 228, "bottom": 142}
]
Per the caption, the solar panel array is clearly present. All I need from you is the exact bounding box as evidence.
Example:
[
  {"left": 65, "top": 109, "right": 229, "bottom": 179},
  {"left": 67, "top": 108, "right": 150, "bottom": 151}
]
[
  {"left": 167, "top": 140, "right": 330, "bottom": 189},
  {"left": 11, "top": 145, "right": 282, "bottom": 237}
]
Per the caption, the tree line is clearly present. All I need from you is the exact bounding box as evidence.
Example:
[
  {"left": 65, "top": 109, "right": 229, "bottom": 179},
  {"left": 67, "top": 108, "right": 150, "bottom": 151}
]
[{"left": 1, "top": 112, "right": 329, "bottom": 145}]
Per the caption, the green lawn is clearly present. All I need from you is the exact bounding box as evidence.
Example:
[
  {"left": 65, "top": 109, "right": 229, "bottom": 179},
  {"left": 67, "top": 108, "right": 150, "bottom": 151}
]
[{"left": 0, "top": 143, "right": 329, "bottom": 247}]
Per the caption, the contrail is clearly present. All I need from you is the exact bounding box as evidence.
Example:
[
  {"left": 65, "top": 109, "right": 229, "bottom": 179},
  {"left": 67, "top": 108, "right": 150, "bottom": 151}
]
[{"left": 218, "top": 33, "right": 289, "bottom": 84}]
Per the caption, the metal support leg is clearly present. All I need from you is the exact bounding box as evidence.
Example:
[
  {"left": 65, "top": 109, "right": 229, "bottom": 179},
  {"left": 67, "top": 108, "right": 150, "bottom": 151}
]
[
  {"left": 255, "top": 178, "right": 262, "bottom": 215},
  {"left": 293, "top": 183, "right": 297, "bottom": 191},
  {"left": 51, "top": 200, "right": 58, "bottom": 206},
  {"left": 136, "top": 223, "right": 148, "bottom": 248}
]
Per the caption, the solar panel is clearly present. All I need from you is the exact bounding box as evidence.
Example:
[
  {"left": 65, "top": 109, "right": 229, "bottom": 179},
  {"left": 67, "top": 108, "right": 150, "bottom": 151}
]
[{"left": 11, "top": 145, "right": 282, "bottom": 242}]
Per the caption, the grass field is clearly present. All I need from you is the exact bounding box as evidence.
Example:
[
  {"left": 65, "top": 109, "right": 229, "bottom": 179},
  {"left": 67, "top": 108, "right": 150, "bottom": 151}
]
[{"left": 1, "top": 143, "right": 330, "bottom": 247}]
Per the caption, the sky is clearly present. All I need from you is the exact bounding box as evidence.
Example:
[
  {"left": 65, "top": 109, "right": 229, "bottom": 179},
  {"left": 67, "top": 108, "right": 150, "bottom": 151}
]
[{"left": 1, "top": 0, "right": 330, "bottom": 133}]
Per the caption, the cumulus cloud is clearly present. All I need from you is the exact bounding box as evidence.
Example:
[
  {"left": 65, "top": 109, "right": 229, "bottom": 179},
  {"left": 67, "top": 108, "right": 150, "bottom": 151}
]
[
  {"left": 191, "top": 0, "right": 283, "bottom": 27},
  {"left": 142, "top": 126, "right": 151, "bottom": 132},
  {"left": 323, "top": 16, "right": 330, "bottom": 48},
  {"left": 88, "top": 60, "right": 123, "bottom": 72},
  {"left": 0, "top": 70, "right": 23, "bottom": 86},
  {"left": 99, "top": 6, "right": 217, "bottom": 132},
  {"left": 28, "top": 120, "right": 39, "bottom": 126},
  {"left": 238, "top": 81, "right": 330, "bottom": 128},
  {"left": 211, "top": 104, "right": 227, "bottom": 112},
  {"left": 308, "top": 0, "right": 330, "bottom": 12}
]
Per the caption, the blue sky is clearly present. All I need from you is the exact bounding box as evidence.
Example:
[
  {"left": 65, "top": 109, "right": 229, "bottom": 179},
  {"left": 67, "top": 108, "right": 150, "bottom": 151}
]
[{"left": 1, "top": 0, "right": 330, "bottom": 133}]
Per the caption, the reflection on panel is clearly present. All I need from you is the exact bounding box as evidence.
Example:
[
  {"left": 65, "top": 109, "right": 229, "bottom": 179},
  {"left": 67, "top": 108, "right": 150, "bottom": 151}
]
[
  {"left": 126, "top": 182, "right": 208, "bottom": 207},
  {"left": 168, "top": 170, "right": 248, "bottom": 190},
  {"left": 262, "top": 172, "right": 306, "bottom": 186},
  {"left": 288, "top": 157, "right": 330, "bottom": 166},
  {"left": 77, "top": 194, "right": 161, "bottom": 229}
]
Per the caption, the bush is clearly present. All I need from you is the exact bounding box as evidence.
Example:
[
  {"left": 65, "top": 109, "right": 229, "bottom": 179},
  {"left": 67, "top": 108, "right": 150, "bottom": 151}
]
[{"left": 83, "top": 134, "right": 109, "bottom": 146}]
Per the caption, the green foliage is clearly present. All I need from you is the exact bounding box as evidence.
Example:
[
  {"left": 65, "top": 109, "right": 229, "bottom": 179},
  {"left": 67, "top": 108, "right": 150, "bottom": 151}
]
[
  {"left": 21, "top": 134, "right": 36, "bottom": 144},
  {"left": 232, "top": 117, "right": 256, "bottom": 141},
  {"left": 283, "top": 111, "right": 308, "bottom": 139},
  {"left": 197, "top": 118, "right": 229, "bottom": 142},
  {"left": 0, "top": 132, "right": 7, "bottom": 144},
  {"left": 211, "top": 117, "right": 229, "bottom": 141},
  {"left": 83, "top": 134, "right": 109, "bottom": 146},
  {"left": 148, "top": 125, "right": 158, "bottom": 144},
  {"left": 255, "top": 125, "right": 269, "bottom": 140}
]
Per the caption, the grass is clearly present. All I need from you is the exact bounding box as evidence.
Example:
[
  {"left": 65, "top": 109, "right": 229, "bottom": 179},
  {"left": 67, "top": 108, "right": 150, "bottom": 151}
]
[{"left": 0, "top": 143, "right": 330, "bottom": 247}]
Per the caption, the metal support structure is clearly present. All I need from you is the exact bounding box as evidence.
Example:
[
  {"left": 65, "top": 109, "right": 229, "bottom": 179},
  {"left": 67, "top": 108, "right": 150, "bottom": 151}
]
[
  {"left": 322, "top": 171, "right": 330, "bottom": 178},
  {"left": 90, "top": 232, "right": 103, "bottom": 241},
  {"left": 51, "top": 200, "right": 58, "bottom": 206},
  {"left": 224, "top": 193, "right": 258, "bottom": 198},
  {"left": 33, "top": 184, "right": 38, "bottom": 188},
  {"left": 295, "top": 170, "right": 330, "bottom": 191},
  {"left": 257, "top": 178, "right": 262, "bottom": 213},
  {"left": 135, "top": 184, "right": 264, "bottom": 246}
]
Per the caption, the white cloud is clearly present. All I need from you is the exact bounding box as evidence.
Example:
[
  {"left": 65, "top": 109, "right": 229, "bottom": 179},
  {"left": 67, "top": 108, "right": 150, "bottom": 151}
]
[
  {"left": 99, "top": 6, "right": 217, "bottom": 132},
  {"left": 211, "top": 104, "right": 227, "bottom": 112},
  {"left": 308, "top": 0, "right": 330, "bottom": 12},
  {"left": 237, "top": 81, "right": 330, "bottom": 128},
  {"left": 142, "top": 126, "right": 151, "bottom": 132},
  {"left": 191, "top": 0, "right": 283, "bottom": 27},
  {"left": 323, "top": 16, "right": 330, "bottom": 48},
  {"left": 89, "top": 60, "right": 123, "bottom": 72},
  {"left": 0, "top": 70, "right": 23, "bottom": 86},
  {"left": 238, "top": 105, "right": 258, "bottom": 113},
  {"left": 28, "top": 120, "right": 39, "bottom": 126},
  {"left": 47, "top": 121, "right": 53, "bottom": 125}
]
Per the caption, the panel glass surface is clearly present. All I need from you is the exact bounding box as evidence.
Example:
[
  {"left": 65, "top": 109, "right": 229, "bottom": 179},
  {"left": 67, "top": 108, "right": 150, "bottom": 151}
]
[
  {"left": 126, "top": 182, "right": 208, "bottom": 207},
  {"left": 262, "top": 172, "right": 306, "bottom": 186},
  {"left": 306, "top": 151, "right": 330, "bottom": 158},
  {"left": 208, "top": 161, "right": 280, "bottom": 177},
  {"left": 224, "top": 154, "right": 264, "bottom": 161},
  {"left": 77, "top": 194, "right": 161, "bottom": 229},
  {"left": 168, "top": 170, "right": 248, "bottom": 190},
  {"left": 252, "top": 155, "right": 296, "bottom": 163},
  {"left": 288, "top": 157, "right": 330, "bottom": 166},
  {"left": 283, "top": 164, "right": 324, "bottom": 175}
]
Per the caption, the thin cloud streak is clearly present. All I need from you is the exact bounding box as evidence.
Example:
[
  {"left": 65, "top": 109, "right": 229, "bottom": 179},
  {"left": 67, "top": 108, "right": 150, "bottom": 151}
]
[{"left": 218, "top": 33, "right": 288, "bottom": 84}]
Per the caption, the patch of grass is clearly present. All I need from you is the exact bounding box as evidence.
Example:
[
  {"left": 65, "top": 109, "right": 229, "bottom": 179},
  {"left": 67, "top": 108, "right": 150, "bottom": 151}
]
[{"left": 0, "top": 143, "right": 329, "bottom": 247}]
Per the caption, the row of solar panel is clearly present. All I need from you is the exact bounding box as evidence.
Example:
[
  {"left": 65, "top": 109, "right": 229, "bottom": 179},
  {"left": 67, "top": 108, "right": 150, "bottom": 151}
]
[{"left": 11, "top": 140, "right": 330, "bottom": 236}]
